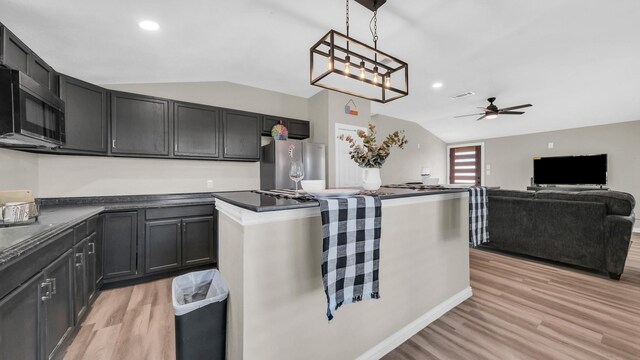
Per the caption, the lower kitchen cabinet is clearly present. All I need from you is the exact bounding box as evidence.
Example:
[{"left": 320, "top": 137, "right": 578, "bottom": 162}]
[
  {"left": 0, "top": 273, "right": 41, "bottom": 359},
  {"left": 145, "top": 219, "right": 182, "bottom": 273},
  {"left": 0, "top": 250, "right": 74, "bottom": 360},
  {"left": 73, "top": 238, "right": 88, "bottom": 321},
  {"left": 104, "top": 212, "right": 138, "bottom": 280},
  {"left": 182, "top": 216, "right": 215, "bottom": 266},
  {"left": 144, "top": 205, "right": 216, "bottom": 274},
  {"left": 42, "top": 250, "right": 74, "bottom": 359}
]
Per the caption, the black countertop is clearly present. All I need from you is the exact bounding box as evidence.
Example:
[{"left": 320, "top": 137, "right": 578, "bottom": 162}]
[
  {"left": 0, "top": 194, "right": 216, "bottom": 266},
  {"left": 212, "top": 187, "right": 468, "bottom": 212}
]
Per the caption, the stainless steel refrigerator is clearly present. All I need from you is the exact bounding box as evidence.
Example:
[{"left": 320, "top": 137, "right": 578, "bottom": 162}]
[{"left": 260, "top": 140, "right": 326, "bottom": 190}]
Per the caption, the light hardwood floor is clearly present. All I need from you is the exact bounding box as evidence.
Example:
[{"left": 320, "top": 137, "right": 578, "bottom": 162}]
[
  {"left": 384, "top": 234, "right": 640, "bottom": 360},
  {"left": 64, "top": 234, "right": 640, "bottom": 360}
]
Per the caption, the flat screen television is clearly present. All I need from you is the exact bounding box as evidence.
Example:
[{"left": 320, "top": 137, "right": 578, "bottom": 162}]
[{"left": 533, "top": 154, "right": 607, "bottom": 185}]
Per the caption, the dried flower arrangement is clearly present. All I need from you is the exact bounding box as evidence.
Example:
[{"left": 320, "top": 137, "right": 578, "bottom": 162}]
[{"left": 338, "top": 123, "right": 408, "bottom": 168}]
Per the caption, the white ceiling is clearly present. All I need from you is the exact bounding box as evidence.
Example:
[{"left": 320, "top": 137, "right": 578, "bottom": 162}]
[{"left": 2, "top": 0, "right": 639, "bottom": 142}]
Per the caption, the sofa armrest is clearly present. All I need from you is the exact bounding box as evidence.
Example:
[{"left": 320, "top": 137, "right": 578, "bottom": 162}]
[{"left": 604, "top": 212, "right": 635, "bottom": 276}]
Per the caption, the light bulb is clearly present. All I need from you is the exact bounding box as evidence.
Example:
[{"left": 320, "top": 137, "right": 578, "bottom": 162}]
[
  {"left": 373, "top": 66, "right": 379, "bottom": 85},
  {"left": 359, "top": 61, "right": 365, "bottom": 80},
  {"left": 344, "top": 56, "right": 350, "bottom": 77},
  {"left": 385, "top": 72, "right": 391, "bottom": 89},
  {"left": 327, "top": 58, "right": 333, "bottom": 71}
]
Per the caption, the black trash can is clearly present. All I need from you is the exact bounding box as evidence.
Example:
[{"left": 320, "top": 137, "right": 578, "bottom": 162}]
[{"left": 172, "top": 269, "right": 228, "bottom": 360}]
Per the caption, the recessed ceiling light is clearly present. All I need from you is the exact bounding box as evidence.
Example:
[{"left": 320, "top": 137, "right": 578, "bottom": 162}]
[
  {"left": 139, "top": 20, "right": 160, "bottom": 31},
  {"left": 432, "top": 82, "right": 443, "bottom": 89}
]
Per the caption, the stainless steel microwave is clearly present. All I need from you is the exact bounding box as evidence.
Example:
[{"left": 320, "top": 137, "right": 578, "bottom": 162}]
[{"left": 0, "top": 68, "right": 65, "bottom": 147}]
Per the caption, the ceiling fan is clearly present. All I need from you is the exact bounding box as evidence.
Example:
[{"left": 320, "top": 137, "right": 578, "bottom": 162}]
[{"left": 455, "top": 97, "right": 532, "bottom": 121}]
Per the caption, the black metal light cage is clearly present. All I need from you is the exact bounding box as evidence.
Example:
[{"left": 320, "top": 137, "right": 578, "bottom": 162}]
[{"left": 310, "top": 29, "right": 409, "bottom": 103}]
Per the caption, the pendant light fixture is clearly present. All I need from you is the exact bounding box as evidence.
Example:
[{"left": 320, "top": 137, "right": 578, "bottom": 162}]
[{"left": 310, "top": 0, "right": 409, "bottom": 103}]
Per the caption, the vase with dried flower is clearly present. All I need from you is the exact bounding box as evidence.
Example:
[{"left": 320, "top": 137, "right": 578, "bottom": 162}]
[{"left": 338, "top": 123, "right": 408, "bottom": 191}]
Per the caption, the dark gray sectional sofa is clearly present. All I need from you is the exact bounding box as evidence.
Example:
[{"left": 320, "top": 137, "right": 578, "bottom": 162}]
[{"left": 485, "top": 189, "right": 636, "bottom": 279}]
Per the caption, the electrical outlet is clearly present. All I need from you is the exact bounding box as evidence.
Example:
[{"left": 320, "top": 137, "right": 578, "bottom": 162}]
[
  {"left": 206, "top": 180, "right": 214, "bottom": 189},
  {"left": 417, "top": 143, "right": 421, "bottom": 150},
  {"left": 548, "top": 142, "right": 554, "bottom": 149}
]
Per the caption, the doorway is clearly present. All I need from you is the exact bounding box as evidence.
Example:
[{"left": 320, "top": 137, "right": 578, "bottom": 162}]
[
  {"left": 447, "top": 143, "right": 484, "bottom": 186},
  {"left": 335, "top": 123, "right": 367, "bottom": 187}
]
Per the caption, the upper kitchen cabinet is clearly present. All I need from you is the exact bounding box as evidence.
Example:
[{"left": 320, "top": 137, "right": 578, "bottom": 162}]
[
  {"left": 261, "top": 115, "right": 310, "bottom": 140},
  {"left": 110, "top": 91, "right": 170, "bottom": 156},
  {"left": 173, "top": 102, "right": 220, "bottom": 159},
  {"left": 58, "top": 75, "right": 108, "bottom": 154},
  {"left": 222, "top": 109, "right": 261, "bottom": 160},
  {"left": 0, "top": 24, "right": 58, "bottom": 95}
]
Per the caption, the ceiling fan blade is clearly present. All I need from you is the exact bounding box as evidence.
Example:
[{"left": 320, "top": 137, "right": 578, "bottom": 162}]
[
  {"left": 454, "top": 113, "right": 484, "bottom": 118},
  {"left": 498, "top": 104, "right": 532, "bottom": 111},
  {"left": 499, "top": 111, "right": 525, "bottom": 115},
  {"left": 476, "top": 115, "right": 487, "bottom": 121}
]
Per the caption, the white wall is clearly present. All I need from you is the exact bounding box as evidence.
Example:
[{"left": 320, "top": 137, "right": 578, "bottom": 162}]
[
  {"left": 372, "top": 114, "right": 447, "bottom": 184},
  {"left": 0, "top": 148, "right": 39, "bottom": 194},
  {"left": 450, "top": 120, "right": 640, "bottom": 228}
]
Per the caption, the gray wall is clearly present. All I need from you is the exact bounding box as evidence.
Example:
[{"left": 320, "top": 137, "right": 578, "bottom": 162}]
[
  {"left": 372, "top": 114, "right": 447, "bottom": 184},
  {"left": 451, "top": 120, "right": 640, "bottom": 229}
]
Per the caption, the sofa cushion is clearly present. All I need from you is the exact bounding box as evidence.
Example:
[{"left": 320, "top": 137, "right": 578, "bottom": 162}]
[
  {"left": 535, "top": 190, "right": 635, "bottom": 216},
  {"left": 487, "top": 189, "right": 535, "bottom": 199}
]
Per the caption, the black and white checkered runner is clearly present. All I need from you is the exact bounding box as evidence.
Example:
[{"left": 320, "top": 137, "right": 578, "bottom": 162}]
[
  {"left": 320, "top": 195, "right": 381, "bottom": 321},
  {"left": 469, "top": 186, "right": 489, "bottom": 247}
]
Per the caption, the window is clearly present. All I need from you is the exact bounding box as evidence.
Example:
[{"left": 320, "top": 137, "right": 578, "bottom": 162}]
[{"left": 449, "top": 145, "right": 481, "bottom": 186}]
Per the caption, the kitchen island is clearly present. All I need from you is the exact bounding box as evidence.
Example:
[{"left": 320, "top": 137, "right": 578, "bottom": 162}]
[{"left": 213, "top": 188, "right": 471, "bottom": 360}]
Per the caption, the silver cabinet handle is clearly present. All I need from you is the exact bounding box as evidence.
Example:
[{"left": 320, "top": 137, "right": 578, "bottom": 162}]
[
  {"left": 88, "top": 242, "right": 96, "bottom": 255},
  {"left": 112, "top": 139, "right": 116, "bottom": 149},
  {"left": 76, "top": 252, "right": 84, "bottom": 268},
  {"left": 46, "top": 278, "right": 57, "bottom": 295},
  {"left": 41, "top": 281, "right": 52, "bottom": 301}
]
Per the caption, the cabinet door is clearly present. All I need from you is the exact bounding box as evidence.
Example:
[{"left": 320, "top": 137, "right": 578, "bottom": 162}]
[
  {"left": 182, "top": 216, "right": 215, "bottom": 266},
  {"left": 110, "top": 92, "right": 169, "bottom": 156},
  {"left": 86, "top": 232, "right": 98, "bottom": 303},
  {"left": 0, "top": 26, "right": 30, "bottom": 73},
  {"left": 43, "top": 250, "right": 74, "bottom": 359},
  {"left": 145, "top": 219, "right": 182, "bottom": 273},
  {"left": 58, "top": 75, "right": 108, "bottom": 153},
  {"left": 104, "top": 212, "right": 138, "bottom": 279},
  {"left": 73, "top": 239, "right": 88, "bottom": 322},
  {"left": 0, "top": 273, "right": 41, "bottom": 360},
  {"left": 288, "top": 119, "right": 310, "bottom": 140},
  {"left": 222, "top": 109, "right": 261, "bottom": 160},
  {"left": 30, "top": 54, "right": 56, "bottom": 94},
  {"left": 174, "top": 102, "right": 220, "bottom": 158}
]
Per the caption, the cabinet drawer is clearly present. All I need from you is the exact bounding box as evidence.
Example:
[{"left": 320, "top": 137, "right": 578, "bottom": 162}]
[
  {"left": 145, "top": 205, "right": 213, "bottom": 220},
  {"left": 87, "top": 216, "right": 97, "bottom": 235},
  {"left": 0, "top": 229, "right": 74, "bottom": 300},
  {"left": 74, "top": 221, "right": 87, "bottom": 242}
]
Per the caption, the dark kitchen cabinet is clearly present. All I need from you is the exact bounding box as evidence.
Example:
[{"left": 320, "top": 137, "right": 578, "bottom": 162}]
[
  {"left": 42, "top": 250, "right": 74, "bottom": 359},
  {"left": 0, "top": 250, "right": 74, "bottom": 360},
  {"left": 73, "top": 239, "right": 88, "bottom": 322},
  {"left": 104, "top": 212, "right": 138, "bottom": 280},
  {"left": 173, "top": 102, "right": 220, "bottom": 158},
  {"left": 182, "top": 216, "right": 216, "bottom": 266},
  {"left": 261, "top": 116, "right": 310, "bottom": 140},
  {"left": 0, "top": 272, "right": 41, "bottom": 360},
  {"left": 110, "top": 91, "right": 170, "bottom": 156},
  {"left": 58, "top": 75, "right": 108, "bottom": 153},
  {"left": 144, "top": 205, "right": 216, "bottom": 275},
  {"left": 0, "top": 24, "right": 57, "bottom": 95},
  {"left": 222, "top": 109, "right": 261, "bottom": 160},
  {"left": 94, "top": 215, "right": 104, "bottom": 292},
  {"left": 145, "top": 219, "right": 182, "bottom": 273}
]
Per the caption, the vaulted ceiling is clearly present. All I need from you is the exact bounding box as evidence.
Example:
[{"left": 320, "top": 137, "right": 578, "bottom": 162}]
[{"left": 2, "top": 0, "right": 639, "bottom": 142}]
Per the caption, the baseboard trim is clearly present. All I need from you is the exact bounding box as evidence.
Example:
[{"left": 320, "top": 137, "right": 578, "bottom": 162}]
[
  {"left": 356, "top": 286, "right": 473, "bottom": 360},
  {"left": 633, "top": 227, "right": 640, "bottom": 234}
]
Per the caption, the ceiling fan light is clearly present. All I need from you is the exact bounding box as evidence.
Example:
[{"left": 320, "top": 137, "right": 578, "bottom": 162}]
[{"left": 486, "top": 113, "right": 498, "bottom": 119}]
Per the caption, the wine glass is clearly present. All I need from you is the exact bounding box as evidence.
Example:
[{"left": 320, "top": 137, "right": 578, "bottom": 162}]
[{"left": 289, "top": 161, "right": 304, "bottom": 196}]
